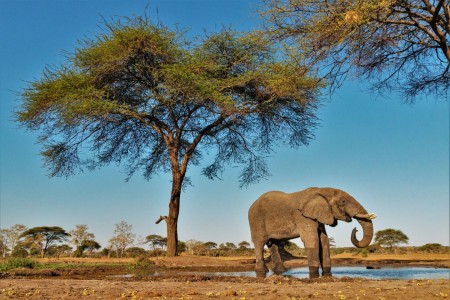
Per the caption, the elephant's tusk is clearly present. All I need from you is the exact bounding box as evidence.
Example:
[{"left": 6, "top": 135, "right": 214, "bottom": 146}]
[{"left": 354, "top": 213, "right": 377, "bottom": 220}]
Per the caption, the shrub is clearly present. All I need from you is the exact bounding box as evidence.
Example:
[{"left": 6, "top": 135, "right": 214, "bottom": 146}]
[
  {"left": 0, "top": 258, "right": 38, "bottom": 271},
  {"left": 131, "top": 256, "right": 155, "bottom": 269}
]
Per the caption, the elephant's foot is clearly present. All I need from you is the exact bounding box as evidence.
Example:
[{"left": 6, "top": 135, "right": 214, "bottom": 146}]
[
  {"left": 273, "top": 263, "right": 287, "bottom": 275},
  {"left": 308, "top": 266, "right": 320, "bottom": 279},
  {"left": 322, "top": 267, "right": 332, "bottom": 277},
  {"left": 255, "top": 260, "right": 269, "bottom": 274}
]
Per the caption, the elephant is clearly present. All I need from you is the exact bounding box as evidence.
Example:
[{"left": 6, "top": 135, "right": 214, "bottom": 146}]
[{"left": 248, "top": 187, "right": 376, "bottom": 279}]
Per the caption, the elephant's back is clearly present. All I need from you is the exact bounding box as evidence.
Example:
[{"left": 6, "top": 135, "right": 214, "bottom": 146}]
[{"left": 248, "top": 191, "right": 295, "bottom": 218}]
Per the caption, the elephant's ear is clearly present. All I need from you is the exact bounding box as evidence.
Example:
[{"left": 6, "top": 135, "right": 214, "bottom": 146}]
[{"left": 299, "top": 195, "right": 335, "bottom": 225}]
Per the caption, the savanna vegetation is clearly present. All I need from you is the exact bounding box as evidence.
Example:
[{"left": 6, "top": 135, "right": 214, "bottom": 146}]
[{"left": 1, "top": 223, "right": 447, "bottom": 263}]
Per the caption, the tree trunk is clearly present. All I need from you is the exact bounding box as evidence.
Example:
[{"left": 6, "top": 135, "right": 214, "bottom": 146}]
[{"left": 166, "top": 176, "right": 182, "bottom": 256}]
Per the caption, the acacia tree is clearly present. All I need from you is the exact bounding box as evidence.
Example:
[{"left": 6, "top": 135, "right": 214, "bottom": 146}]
[
  {"left": 145, "top": 234, "right": 167, "bottom": 250},
  {"left": 374, "top": 228, "right": 409, "bottom": 249},
  {"left": 262, "top": 0, "right": 449, "bottom": 101},
  {"left": 19, "top": 226, "right": 70, "bottom": 258},
  {"left": 81, "top": 240, "right": 101, "bottom": 257},
  {"left": 17, "top": 16, "right": 321, "bottom": 256}
]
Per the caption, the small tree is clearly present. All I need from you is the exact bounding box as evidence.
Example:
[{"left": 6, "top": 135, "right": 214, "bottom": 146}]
[
  {"left": 17, "top": 15, "right": 322, "bottom": 256},
  {"left": 202, "top": 241, "right": 217, "bottom": 256},
  {"left": 0, "top": 224, "right": 27, "bottom": 257},
  {"left": 48, "top": 244, "right": 73, "bottom": 258},
  {"left": 81, "top": 240, "right": 101, "bottom": 257},
  {"left": 145, "top": 234, "right": 167, "bottom": 250},
  {"left": 374, "top": 228, "right": 409, "bottom": 249},
  {"left": 69, "top": 225, "right": 95, "bottom": 257},
  {"left": 109, "top": 221, "right": 135, "bottom": 258},
  {"left": 185, "top": 239, "right": 204, "bottom": 255},
  {"left": 19, "top": 226, "right": 70, "bottom": 258},
  {"left": 238, "top": 241, "right": 250, "bottom": 250}
]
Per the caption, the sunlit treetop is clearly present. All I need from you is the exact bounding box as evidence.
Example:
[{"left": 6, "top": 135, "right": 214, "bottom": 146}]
[{"left": 18, "top": 16, "right": 322, "bottom": 187}]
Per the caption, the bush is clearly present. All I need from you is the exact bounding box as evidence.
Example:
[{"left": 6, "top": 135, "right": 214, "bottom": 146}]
[
  {"left": 0, "top": 258, "right": 38, "bottom": 271},
  {"left": 131, "top": 256, "right": 155, "bottom": 269}
]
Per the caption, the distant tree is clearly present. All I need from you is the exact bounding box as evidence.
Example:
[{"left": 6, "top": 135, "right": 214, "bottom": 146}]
[
  {"left": 202, "top": 241, "right": 218, "bottom": 255},
  {"left": 177, "top": 241, "right": 187, "bottom": 254},
  {"left": 418, "top": 243, "right": 446, "bottom": 253},
  {"left": 374, "top": 228, "right": 409, "bottom": 249},
  {"left": 48, "top": 244, "right": 73, "bottom": 258},
  {"left": 0, "top": 224, "right": 27, "bottom": 257},
  {"left": 100, "top": 248, "right": 110, "bottom": 257},
  {"left": 81, "top": 240, "right": 101, "bottom": 257},
  {"left": 185, "top": 239, "right": 204, "bottom": 255},
  {"left": 238, "top": 241, "right": 250, "bottom": 250},
  {"left": 19, "top": 226, "right": 70, "bottom": 258},
  {"left": 109, "top": 221, "right": 135, "bottom": 258},
  {"left": 262, "top": 0, "right": 449, "bottom": 101},
  {"left": 145, "top": 234, "right": 167, "bottom": 250},
  {"left": 225, "top": 242, "right": 237, "bottom": 250},
  {"left": 17, "top": 16, "right": 321, "bottom": 256},
  {"left": 69, "top": 225, "right": 95, "bottom": 257},
  {"left": 203, "top": 242, "right": 218, "bottom": 250},
  {"left": 125, "top": 246, "right": 147, "bottom": 257}
]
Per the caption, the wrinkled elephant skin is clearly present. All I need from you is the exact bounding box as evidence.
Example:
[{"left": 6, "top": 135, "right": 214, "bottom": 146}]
[{"left": 248, "top": 187, "right": 375, "bottom": 279}]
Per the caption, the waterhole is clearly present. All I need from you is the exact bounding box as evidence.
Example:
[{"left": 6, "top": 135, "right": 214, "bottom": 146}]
[{"left": 199, "top": 267, "right": 449, "bottom": 280}]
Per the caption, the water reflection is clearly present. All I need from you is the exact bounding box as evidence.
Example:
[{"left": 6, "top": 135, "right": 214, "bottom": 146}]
[
  {"left": 284, "top": 267, "right": 450, "bottom": 280},
  {"left": 202, "top": 267, "right": 449, "bottom": 280}
]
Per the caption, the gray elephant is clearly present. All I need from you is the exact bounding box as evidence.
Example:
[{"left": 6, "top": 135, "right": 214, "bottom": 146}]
[{"left": 248, "top": 187, "right": 376, "bottom": 278}]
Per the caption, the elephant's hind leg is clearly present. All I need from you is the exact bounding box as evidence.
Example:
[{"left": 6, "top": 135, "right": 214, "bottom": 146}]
[{"left": 269, "top": 241, "right": 287, "bottom": 274}]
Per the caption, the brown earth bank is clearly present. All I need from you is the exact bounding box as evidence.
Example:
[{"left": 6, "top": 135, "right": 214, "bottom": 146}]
[{"left": 0, "top": 254, "right": 449, "bottom": 299}]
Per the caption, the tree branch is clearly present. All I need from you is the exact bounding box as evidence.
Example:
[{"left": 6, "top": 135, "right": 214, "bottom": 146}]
[{"left": 155, "top": 215, "right": 168, "bottom": 224}]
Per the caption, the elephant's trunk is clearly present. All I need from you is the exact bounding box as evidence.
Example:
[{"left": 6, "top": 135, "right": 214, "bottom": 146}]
[
  {"left": 351, "top": 218, "right": 373, "bottom": 248},
  {"left": 346, "top": 196, "right": 374, "bottom": 248}
]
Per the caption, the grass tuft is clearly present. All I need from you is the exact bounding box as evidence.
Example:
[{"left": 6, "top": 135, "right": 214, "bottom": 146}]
[{"left": 0, "top": 257, "right": 38, "bottom": 271}]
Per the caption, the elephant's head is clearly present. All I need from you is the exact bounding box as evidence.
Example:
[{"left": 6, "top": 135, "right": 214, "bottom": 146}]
[{"left": 298, "top": 188, "right": 376, "bottom": 248}]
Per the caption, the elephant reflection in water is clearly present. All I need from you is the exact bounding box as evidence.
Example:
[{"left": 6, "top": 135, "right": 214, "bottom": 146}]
[{"left": 248, "top": 187, "right": 376, "bottom": 279}]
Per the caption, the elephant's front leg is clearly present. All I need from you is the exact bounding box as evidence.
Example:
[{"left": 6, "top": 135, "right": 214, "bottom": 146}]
[
  {"left": 319, "top": 224, "right": 332, "bottom": 277},
  {"left": 299, "top": 223, "right": 321, "bottom": 279}
]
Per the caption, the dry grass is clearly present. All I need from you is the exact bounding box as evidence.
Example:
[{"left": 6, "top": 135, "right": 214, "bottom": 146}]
[{"left": 36, "top": 257, "right": 135, "bottom": 264}]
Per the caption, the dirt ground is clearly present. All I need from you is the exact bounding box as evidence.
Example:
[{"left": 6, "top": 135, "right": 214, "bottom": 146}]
[{"left": 0, "top": 254, "right": 449, "bottom": 299}]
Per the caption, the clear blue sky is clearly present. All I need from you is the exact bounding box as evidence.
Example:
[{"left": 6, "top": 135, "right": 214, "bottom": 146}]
[{"left": 0, "top": 0, "right": 448, "bottom": 249}]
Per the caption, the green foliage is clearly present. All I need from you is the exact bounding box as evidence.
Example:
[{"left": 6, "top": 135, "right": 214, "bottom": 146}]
[
  {"left": 17, "top": 15, "right": 321, "bottom": 187},
  {"left": 262, "top": 0, "right": 449, "bottom": 101},
  {"left": 145, "top": 235, "right": 167, "bottom": 250},
  {"left": 126, "top": 247, "right": 147, "bottom": 258},
  {"left": 418, "top": 243, "right": 448, "bottom": 253},
  {"left": 177, "top": 241, "right": 187, "bottom": 254},
  {"left": 375, "top": 229, "right": 409, "bottom": 249},
  {"left": 19, "top": 226, "right": 70, "bottom": 258},
  {"left": 131, "top": 256, "right": 155, "bottom": 269},
  {"left": 0, "top": 257, "right": 38, "bottom": 271}
]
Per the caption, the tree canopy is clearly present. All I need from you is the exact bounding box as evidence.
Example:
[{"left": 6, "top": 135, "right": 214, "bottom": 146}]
[
  {"left": 69, "top": 224, "right": 96, "bottom": 257},
  {"left": 19, "top": 226, "right": 70, "bottom": 258},
  {"left": 374, "top": 228, "right": 409, "bottom": 248},
  {"left": 262, "top": 0, "right": 449, "bottom": 101},
  {"left": 17, "top": 16, "right": 322, "bottom": 256}
]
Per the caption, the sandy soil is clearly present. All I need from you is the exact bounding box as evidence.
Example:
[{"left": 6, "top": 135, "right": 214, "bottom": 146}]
[{"left": 0, "top": 255, "right": 449, "bottom": 299}]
